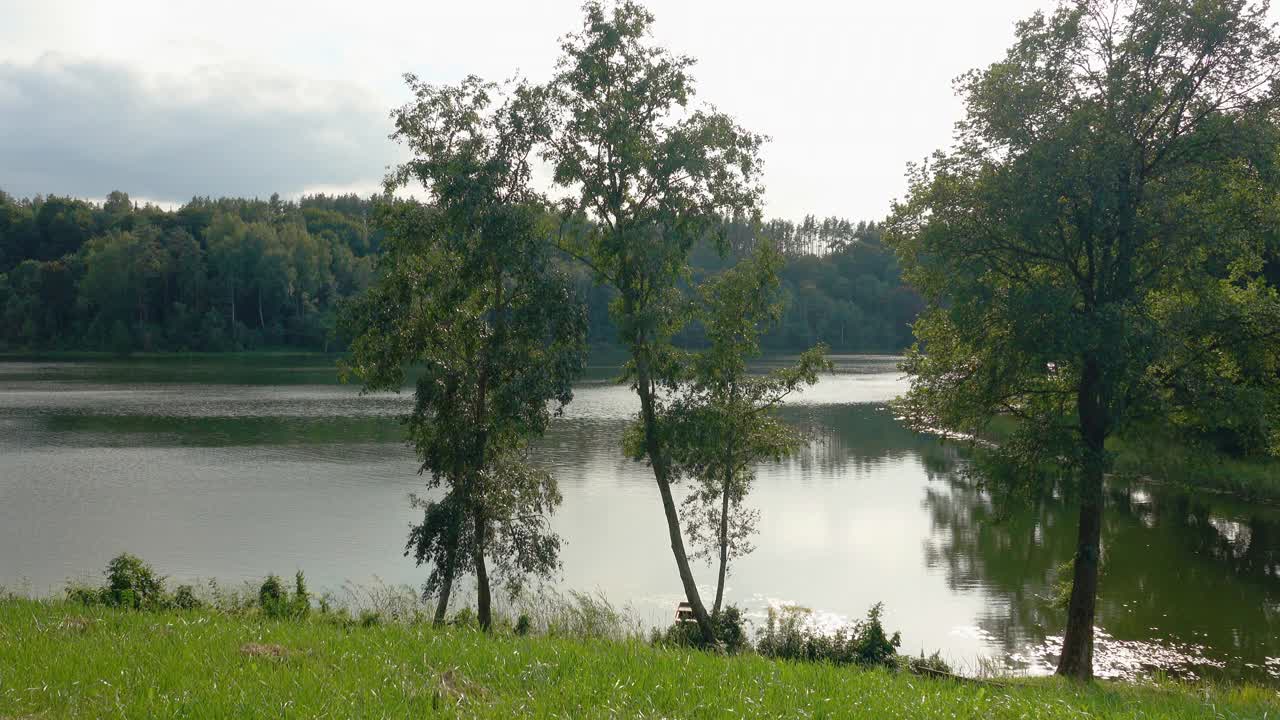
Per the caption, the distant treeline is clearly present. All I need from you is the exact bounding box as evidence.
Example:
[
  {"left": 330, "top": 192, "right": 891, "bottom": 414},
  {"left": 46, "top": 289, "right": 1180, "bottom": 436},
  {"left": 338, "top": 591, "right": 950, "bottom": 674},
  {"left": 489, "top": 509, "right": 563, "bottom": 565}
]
[{"left": 0, "top": 190, "right": 921, "bottom": 354}]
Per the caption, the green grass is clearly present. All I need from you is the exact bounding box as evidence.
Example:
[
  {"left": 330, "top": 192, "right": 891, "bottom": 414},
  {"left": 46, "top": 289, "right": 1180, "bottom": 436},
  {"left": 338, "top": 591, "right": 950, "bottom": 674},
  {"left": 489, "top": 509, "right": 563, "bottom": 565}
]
[
  {"left": 980, "top": 416, "right": 1280, "bottom": 503},
  {"left": 1, "top": 599, "right": 1275, "bottom": 719},
  {"left": 1109, "top": 433, "right": 1280, "bottom": 503}
]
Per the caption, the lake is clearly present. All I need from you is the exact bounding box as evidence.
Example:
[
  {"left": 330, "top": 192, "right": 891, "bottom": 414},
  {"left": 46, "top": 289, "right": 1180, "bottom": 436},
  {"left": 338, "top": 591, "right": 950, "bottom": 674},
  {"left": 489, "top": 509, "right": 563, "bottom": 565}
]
[{"left": 1, "top": 354, "right": 1277, "bottom": 682}]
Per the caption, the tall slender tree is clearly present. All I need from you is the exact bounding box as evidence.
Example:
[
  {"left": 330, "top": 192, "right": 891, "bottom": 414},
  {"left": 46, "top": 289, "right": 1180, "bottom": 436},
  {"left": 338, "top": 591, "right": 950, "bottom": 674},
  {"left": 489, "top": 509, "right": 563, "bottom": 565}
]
[
  {"left": 659, "top": 243, "right": 829, "bottom": 614},
  {"left": 344, "top": 75, "right": 587, "bottom": 629},
  {"left": 887, "top": 0, "right": 1280, "bottom": 679},
  {"left": 546, "top": 0, "right": 766, "bottom": 640}
]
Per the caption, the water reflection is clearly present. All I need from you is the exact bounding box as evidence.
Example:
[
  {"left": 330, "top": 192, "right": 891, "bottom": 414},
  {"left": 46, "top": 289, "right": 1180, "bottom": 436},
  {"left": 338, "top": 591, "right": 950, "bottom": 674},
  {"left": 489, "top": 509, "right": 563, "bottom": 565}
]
[
  {"left": 0, "top": 355, "right": 1277, "bottom": 682},
  {"left": 922, "top": 468, "right": 1280, "bottom": 681}
]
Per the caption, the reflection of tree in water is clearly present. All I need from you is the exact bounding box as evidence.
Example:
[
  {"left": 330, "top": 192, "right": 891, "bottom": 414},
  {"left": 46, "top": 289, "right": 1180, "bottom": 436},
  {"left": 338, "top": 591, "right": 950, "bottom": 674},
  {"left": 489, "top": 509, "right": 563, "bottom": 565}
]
[
  {"left": 922, "top": 468, "right": 1280, "bottom": 680},
  {"left": 530, "top": 417, "right": 636, "bottom": 483},
  {"left": 773, "top": 404, "right": 952, "bottom": 477}
]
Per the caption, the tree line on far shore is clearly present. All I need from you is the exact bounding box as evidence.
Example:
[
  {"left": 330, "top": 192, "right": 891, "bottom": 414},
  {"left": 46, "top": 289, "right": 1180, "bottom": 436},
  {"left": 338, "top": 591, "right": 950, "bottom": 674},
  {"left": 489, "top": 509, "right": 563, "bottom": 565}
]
[{"left": 0, "top": 189, "right": 918, "bottom": 355}]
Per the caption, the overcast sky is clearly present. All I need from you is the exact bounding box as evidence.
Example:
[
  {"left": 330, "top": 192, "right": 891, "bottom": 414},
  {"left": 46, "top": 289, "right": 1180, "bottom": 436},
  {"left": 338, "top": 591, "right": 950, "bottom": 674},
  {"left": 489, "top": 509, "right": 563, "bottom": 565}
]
[{"left": 0, "top": 1, "right": 1072, "bottom": 220}]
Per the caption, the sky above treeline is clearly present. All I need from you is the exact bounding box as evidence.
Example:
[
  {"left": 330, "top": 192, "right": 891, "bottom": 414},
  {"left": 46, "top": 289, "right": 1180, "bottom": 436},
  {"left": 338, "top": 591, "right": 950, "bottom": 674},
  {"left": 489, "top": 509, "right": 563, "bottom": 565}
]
[{"left": 2, "top": 0, "right": 1225, "bottom": 221}]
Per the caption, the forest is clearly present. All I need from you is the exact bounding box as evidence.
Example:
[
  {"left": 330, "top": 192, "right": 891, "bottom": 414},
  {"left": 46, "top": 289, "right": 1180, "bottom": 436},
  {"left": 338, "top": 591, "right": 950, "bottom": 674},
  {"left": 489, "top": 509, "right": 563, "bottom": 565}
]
[{"left": 0, "top": 190, "right": 919, "bottom": 354}]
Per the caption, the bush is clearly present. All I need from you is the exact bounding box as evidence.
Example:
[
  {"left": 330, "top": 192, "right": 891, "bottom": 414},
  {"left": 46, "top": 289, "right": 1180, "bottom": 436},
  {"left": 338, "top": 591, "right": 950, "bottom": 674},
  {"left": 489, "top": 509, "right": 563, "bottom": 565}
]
[
  {"left": 259, "top": 572, "right": 310, "bottom": 619},
  {"left": 64, "top": 554, "right": 178, "bottom": 610},
  {"left": 104, "top": 553, "right": 165, "bottom": 609},
  {"left": 66, "top": 583, "right": 108, "bottom": 607},
  {"left": 655, "top": 606, "right": 749, "bottom": 654},
  {"left": 901, "top": 650, "right": 953, "bottom": 677},
  {"left": 515, "top": 613, "right": 532, "bottom": 636},
  {"left": 756, "top": 602, "right": 902, "bottom": 668},
  {"left": 173, "top": 584, "right": 202, "bottom": 610},
  {"left": 292, "top": 571, "right": 311, "bottom": 618},
  {"left": 259, "top": 574, "right": 287, "bottom": 617},
  {"left": 451, "top": 607, "right": 477, "bottom": 629}
]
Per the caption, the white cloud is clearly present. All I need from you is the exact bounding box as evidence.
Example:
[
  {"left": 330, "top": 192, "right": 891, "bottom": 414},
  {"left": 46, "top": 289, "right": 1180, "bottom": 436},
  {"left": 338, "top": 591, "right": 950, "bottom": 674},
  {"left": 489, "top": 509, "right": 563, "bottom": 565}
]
[{"left": 0, "top": 54, "right": 400, "bottom": 203}]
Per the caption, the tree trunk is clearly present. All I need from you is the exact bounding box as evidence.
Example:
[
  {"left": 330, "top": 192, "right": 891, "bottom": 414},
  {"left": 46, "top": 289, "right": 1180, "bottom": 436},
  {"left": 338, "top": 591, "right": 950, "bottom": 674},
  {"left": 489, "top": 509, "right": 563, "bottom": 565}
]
[
  {"left": 473, "top": 506, "right": 491, "bottom": 631},
  {"left": 433, "top": 551, "right": 455, "bottom": 626},
  {"left": 1057, "top": 358, "right": 1107, "bottom": 681},
  {"left": 713, "top": 471, "right": 730, "bottom": 616},
  {"left": 636, "top": 364, "right": 716, "bottom": 642},
  {"left": 257, "top": 286, "right": 265, "bottom": 329}
]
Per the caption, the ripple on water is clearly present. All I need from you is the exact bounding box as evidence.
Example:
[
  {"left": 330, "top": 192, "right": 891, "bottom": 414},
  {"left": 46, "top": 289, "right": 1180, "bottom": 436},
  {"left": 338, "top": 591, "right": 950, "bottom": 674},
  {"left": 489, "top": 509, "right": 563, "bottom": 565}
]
[{"left": 1010, "top": 628, "right": 1234, "bottom": 681}]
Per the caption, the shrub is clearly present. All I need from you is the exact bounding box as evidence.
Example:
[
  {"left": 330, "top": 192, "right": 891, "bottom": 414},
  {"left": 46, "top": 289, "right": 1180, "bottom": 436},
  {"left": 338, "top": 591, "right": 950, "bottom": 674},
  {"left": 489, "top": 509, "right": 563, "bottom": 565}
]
[
  {"left": 654, "top": 606, "right": 749, "bottom": 653},
  {"left": 104, "top": 553, "right": 165, "bottom": 608},
  {"left": 172, "top": 584, "right": 201, "bottom": 610},
  {"left": 66, "top": 583, "right": 107, "bottom": 607},
  {"left": 756, "top": 602, "right": 902, "bottom": 668},
  {"left": 359, "top": 609, "right": 382, "bottom": 627},
  {"left": 902, "top": 650, "right": 953, "bottom": 677},
  {"left": 452, "top": 607, "right": 477, "bottom": 629},
  {"left": 259, "top": 574, "right": 287, "bottom": 617},
  {"left": 259, "top": 572, "right": 310, "bottom": 619},
  {"left": 515, "top": 613, "right": 532, "bottom": 636},
  {"left": 291, "top": 571, "right": 311, "bottom": 618}
]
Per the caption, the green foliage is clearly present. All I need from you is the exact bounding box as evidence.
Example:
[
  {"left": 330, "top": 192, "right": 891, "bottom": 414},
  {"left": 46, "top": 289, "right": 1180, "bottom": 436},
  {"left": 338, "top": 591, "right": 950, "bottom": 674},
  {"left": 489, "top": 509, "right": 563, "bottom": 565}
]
[
  {"left": 514, "top": 613, "right": 532, "bottom": 636},
  {"left": 656, "top": 243, "right": 829, "bottom": 609},
  {"left": 547, "top": 0, "right": 766, "bottom": 638},
  {"left": 65, "top": 553, "right": 169, "bottom": 610},
  {"left": 451, "top": 607, "right": 477, "bottom": 629},
  {"left": 0, "top": 192, "right": 376, "bottom": 352},
  {"left": 344, "top": 73, "right": 589, "bottom": 629},
  {"left": 901, "top": 651, "right": 954, "bottom": 677},
  {"left": 886, "top": 0, "right": 1280, "bottom": 679},
  {"left": 755, "top": 603, "right": 902, "bottom": 669},
  {"left": 654, "top": 606, "right": 749, "bottom": 654},
  {"left": 258, "top": 574, "right": 286, "bottom": 616},
  {"left": 258, "top": 572, "right": 311, "bottom": 619},
  {"left": 172, "top": 584, "right": 201, "bottom": 610},
  {"left": 105, "top": 553, "right": 165, "bottom": 609},
  {"left": 0, "top": 189, "right": 913, "bottom": 355}
]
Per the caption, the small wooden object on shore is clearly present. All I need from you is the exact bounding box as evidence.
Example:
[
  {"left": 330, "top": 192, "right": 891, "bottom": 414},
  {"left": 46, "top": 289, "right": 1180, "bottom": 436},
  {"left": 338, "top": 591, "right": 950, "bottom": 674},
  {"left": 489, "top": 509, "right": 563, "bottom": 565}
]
[{"left": 674, "top": 602, "right": 696, "bottom": 624}]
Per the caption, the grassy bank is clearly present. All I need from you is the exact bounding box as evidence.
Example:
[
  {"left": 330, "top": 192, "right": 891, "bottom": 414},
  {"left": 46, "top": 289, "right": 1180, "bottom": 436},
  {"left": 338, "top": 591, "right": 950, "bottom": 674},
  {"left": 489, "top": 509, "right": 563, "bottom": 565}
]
[
  {"left": 0, "top": 598, "right": 1274, "bottom": 719},
  {"left": 1109, "top": 433, "right": 1280, "bottom": 503},
  {"left": 980, "top": 416, "right": 1280, "bottom": 503}
]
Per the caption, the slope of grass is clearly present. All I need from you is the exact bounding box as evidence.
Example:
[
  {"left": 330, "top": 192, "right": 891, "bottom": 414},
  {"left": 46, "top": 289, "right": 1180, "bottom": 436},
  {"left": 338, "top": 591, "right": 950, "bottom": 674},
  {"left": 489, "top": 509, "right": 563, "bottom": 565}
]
[{"left": 1, "top": 598, "right": 1275, "bottom": 719}]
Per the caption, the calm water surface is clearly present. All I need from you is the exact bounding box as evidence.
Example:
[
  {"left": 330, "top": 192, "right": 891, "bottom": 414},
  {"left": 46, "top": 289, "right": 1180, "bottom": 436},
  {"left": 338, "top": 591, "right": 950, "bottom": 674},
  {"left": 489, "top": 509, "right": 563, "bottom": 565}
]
[{"left": 1, "top": 355, "right": 1276, "bottom": 682}]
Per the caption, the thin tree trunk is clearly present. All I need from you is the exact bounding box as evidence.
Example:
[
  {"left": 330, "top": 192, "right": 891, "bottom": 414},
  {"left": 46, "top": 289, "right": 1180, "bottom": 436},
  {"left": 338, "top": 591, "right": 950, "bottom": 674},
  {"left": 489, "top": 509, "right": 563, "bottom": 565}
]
[
  {"left": 1057, "top": 358, "right": 1106, "bottom": 680},
  {"left": 468, "top": 261, "right": 502, "bottom": 634},
  {"left": 257, "top": 286, "right": 265, "bottom": 329},
  {"left": 713, "top": 469, "right": 730, "bottom": 615},
  {"left": 473, "top": 506, "right": 491, "bottom": 631},
  {"left": 433, "top": 552, "right": 455, "bottom": 626},
  {"left": 636, "top": 362, "right": 716, "bottom": 642}
]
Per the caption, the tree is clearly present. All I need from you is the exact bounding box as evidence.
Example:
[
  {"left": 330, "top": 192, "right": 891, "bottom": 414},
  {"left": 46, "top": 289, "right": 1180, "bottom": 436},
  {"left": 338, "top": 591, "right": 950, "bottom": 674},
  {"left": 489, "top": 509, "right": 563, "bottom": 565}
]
[
  {"left": 887, "top": 0, "right": 1280, "bottom": 680},
  {"left": 343, "top": 75, "right": 587, "bottom": 630},
  {"left": 34, "top": 196, "right": 95, "bottom": 260},
  {"left": 206, "top": 213, "right": 249, "bottom": 340},
  {"left": 79, "top": 230, "right": 164, "bottom": 348},
  {"left": 546, "top": 0, "right": 766, "bottom": 640},
  {"left": 658, "top": 243, "right": 828, "bottom": 614}
]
